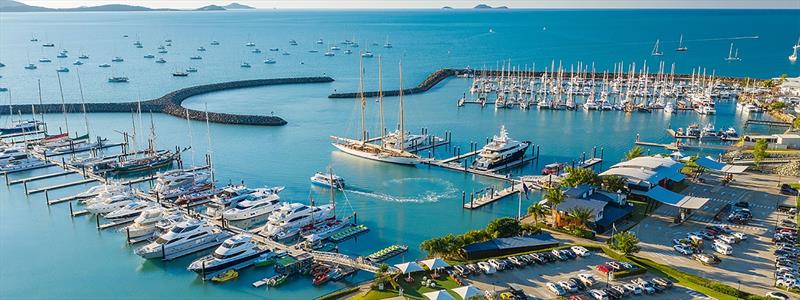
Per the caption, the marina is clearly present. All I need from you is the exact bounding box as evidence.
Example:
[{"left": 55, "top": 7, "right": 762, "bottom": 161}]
[{"left": 0, "top": 6, "right": 798, "bottom": 300}]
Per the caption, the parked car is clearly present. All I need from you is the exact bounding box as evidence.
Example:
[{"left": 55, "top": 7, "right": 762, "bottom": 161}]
[
  {"left": 569, "top": 277, "right": 586, "bottom": 290},
  {"left": 488, "top": 259, "right": 504, "bottom": 271},
  {"left": 466, "top": 263, "right": 478, "bottom": 273},
  {"left": 571, "top": 246, "right": 591, "bottom": 256},
  {"left": 477, "top": 261, "right": 496, "bottom": 274},
  {"left": 674, "top": 244, "right": 693, "bottom": 255},
  {"left": 623, "top": 283, "right": 642, "bottom": 295},
  {"left": 596, "top": 264, "right": 611, "bottom": 274},
  {"left": 547, "top": 282, "right": 567, "bottom": 296},
  {"left": 508, "top": 256, "right": 525, "bottom": 267},
  {"left": 611, "top": 285, "right": 627, "bottom": 296},
  {"left": 766, "top": 291, "right": 791, "bottom": 300},
  {"left": 579, "top": 273, "right": 597, "bottom": 286},
  {"left": 563, "top": 249, "right": 578, "bottom": 259},
  {"left": 589, "top": 289, "right": 609, "bottom": 300},
  {"left": 570, "top": 295, "right": 591, "bottom": 300},
  {"left": 732, "top": 232, "right": 747, "bottom": 240},
  {"left": 453, "top": 264, "right": 469, "bottom": 276},
  {"left": 717, "top": 234, "right": 737, "bottom": 244},
  {"left": 780, "top": 184, "right": 799, "bottom": 195},
  {"left": 652, "top": 277, "right": 673, "bottom": 288},
  {"left": 693, "top": 253, "right": 719, "bottom": 265},
  {"left": 607, "top": 261, "right": 623, "bottom": 271},
  {"left": 603, "top": 287, "right": 622, "bottom": 300},
  {"left": 560, "top": 280, "right": 578, "bottom": 293},
  {"left": 734, "top": 201, "right": 749, "bottom": 208}
]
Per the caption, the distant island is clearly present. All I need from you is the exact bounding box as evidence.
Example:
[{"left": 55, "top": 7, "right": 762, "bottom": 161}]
[
  {"left": 442, "top": 6, "right": 453, "bottom": 9},
  {"left": 474, "top": 4, "right": 509, "bottom": 9},
  {"left": 224, "top": 2, "right": 255, "bottom": 9},
  {"left": 0, "top": 0, "right": 253, "bottom": 12}
]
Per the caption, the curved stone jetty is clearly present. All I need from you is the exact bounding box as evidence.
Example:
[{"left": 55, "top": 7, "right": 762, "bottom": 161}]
[
  {"left": 1, "top": 77, "right": 334, "bottom": 126},
  {"left": 327, "top": 68, "right": 755, "bottom": 99}
]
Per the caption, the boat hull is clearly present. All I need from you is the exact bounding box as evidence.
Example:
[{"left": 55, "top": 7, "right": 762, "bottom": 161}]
[{"left": 332, "top": 143, "right": 419, "bottom": 165}]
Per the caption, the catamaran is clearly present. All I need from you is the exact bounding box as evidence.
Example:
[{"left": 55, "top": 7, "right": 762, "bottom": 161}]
[{"left": 330, "top": 55, "right": 421, "bottom": 165}]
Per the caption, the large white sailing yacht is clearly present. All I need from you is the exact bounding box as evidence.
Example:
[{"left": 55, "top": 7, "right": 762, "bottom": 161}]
[{"left": 330, "top": 55, "right": 420, "bottom": 165}]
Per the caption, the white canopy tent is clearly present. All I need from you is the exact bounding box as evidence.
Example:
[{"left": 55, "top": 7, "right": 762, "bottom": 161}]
[
  {"left": 452, "top": 285, "right": 483, "bottom": 300},
  {"left": 395, "top": 261, "right": 424, "bottom": 280},
  {"left": 695, "top": 156, "right": 749, "bottom": 174},
  {"left": 424, "top": 290, "right": 456, "bottom": 300}
]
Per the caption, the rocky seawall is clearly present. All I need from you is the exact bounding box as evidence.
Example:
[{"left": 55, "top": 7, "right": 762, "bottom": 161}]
[{"left": 1, "top": 77, "right": 335, "bottom": 126}]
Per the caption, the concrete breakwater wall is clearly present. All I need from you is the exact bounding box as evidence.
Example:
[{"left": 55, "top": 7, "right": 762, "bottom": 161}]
[
  {"left": 327, "top": 68, "right": 757, "bottom": 99},
  {"left": 1, "top": 77, "right": 335, "bottom": 126}
]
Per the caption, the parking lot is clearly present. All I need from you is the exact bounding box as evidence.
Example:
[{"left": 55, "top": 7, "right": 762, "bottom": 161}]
[
  {"left": 462, "top": 251, "right": 704, "bottom": 299},
  {"left": 634, "top": 171, "right": 797, "bottom": 296}
]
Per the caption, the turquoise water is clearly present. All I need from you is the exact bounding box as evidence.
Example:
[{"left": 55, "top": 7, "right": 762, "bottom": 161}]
[{"left": 0, "top": 9, "right": 799, "bottom": 299}]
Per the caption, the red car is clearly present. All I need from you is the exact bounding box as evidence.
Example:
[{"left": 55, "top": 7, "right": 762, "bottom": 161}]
[
  {"left": 570, "top": 295, "right": 590, "bottom": 300},
  {"left": 596, "top": 264, "right": 611, "bottom": 274}
]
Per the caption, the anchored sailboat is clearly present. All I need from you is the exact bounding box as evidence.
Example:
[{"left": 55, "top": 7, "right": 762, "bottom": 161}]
[
  {"left": 651, "top": 39, "right": 663, "bottom": 56},
  {"left": 725, "top": 42, "right": 741, "bottom": 62},
  {"left": 789, "top": 37, "right": 799, "bottom": 62},
  {"left": 330, "top": 54, "right": 420, "bottom": 165}
]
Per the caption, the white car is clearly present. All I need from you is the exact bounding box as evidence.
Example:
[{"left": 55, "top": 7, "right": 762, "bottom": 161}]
[
  {"left": 558, "top": 280, "right": 578, "bottom": 293},
  {"left": 579, "top": 273, "right": 597, "bottom": 286},
  {"left": 623, "top": 283, "right": 642, "bottom": 295},
  {"left": 488, "top": 259, "right": 503, "bottom": 271},
  {"left": 589, "top": 289, "right": 609, "bottom": 300},
  {"left": 717, "top": 234, "right": 737, "bottom": 244},
  {"left": 673, "top": 244, "right": 693, "bottom": 255},
  {"left": 776, "top": 278, "right": 798, "bottom": 289},
  {"left": 733, "top": 232, "right": 747, "bottom": 240},
  {"left": 547, "top": 282, "right": 566, "bottom": 296},
  {"left": 766, "top": 291, "right": 791, "bottom": 300},
  {"left": 571, "top": 246, "right": 591, "bottom": 256},
  {"left": 477, "top": 261, "right": 496, "bottom": 274}
]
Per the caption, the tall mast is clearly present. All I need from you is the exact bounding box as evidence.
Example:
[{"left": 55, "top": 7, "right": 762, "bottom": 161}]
[
  {"left": 398, "top": 60, "right": 405, "bottom": 152},
  {"left": 205, "top": 103, "right": 214, "bottom": 184},
  {"left": 359, "top": 52, "right": 366, "bottom": 143},
  {"left": 56, "top": 71, "right": 70, "bottom": 135},
  {"left": 378, "top": 56, "right": 384, "bottom": 148},
  {"left": 185, "top": 108, "right": 195, "bottom": 167},
  {"left": 37, "top": 80, "right": 45, "bottom": 123},
  {"left": 76, "top": 69, "right": 90, "bottom": 139}
]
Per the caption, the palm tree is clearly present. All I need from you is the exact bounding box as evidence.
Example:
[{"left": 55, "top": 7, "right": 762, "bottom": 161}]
[
  {"left": 601, "top": 175, "right": 627, "bottom": 193},
  {"left": 544, "top": 186, "right": 566, "bottom": 227},
  {"left": 527, "top": 203, "right": 548, "bottom": 224},
  {"left": 568, "top": 207, "right": 594, "bottom": 229},
  {"left": 624, "top": 145, "right": 643, "bottom": 161}
]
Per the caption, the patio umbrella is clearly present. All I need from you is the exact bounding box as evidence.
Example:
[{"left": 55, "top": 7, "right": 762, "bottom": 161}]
[
  {"left": 394, "top": 261, "right": 424, "bottom": 280},
  {"left": 452, "top": 285, "right": 482, "bottom": 300},
  {"left": 421, "top": 258, "right": 450, "bottom": 276},
  {"left": 424, "top": 290, "right": 455, "bottom": 300}
]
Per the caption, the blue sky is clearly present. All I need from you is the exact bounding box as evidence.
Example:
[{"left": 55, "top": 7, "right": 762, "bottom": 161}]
[{"left": 21, "top": 0, "right": 800, "bottom": 9}]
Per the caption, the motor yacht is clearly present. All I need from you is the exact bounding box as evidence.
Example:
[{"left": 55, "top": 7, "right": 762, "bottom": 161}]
[
  {"left": 0, "top": 157, "right": 50, "bottom": 173},
  {"left": 105, "top": 201, "right": 156, "bottom": 221},
  {"left": 155, "top": 58, "right": 166, "bottom": 63},
  {"left": 24, "top": 63, "right": 37, "bottom": 70},
  {"left": 310, "top": 172, "right": 345, "bottom": 189},
  {"left": 187, "top": 234, "right": 268, "bottom": 276},
  {"left": 221, "top": 193, "right": 282, "bottom": 221},
  {"left": 240, "top": 62, "right": 251, "bottom": 68},
  {"left": 75, "top": 183, "right": 130, "bottom": 199},
  {"left": 583, "top": 97, "right": 599, "bottom": 110},
  {"left": 143, "top": 54, "right": 155, "bottom": 59},
  {"left": 135, "top": 219, "right": 231, "bottom": 260},
  {"left": 186, "top": 67, "right": 198, "bottom": 73},
  {"left": 108, "top": 76, "right": 129, "bottom": 83},
  {"left": 211, "top": 40, "right": 220, "bottom": 45},
  {"left": 472, "top": 126, "right": 530, "bottom": 171},
  {"left": 264, "top": 58, "right": 276, "bottom": 64},
  {"left": 189, "top": 55, "right": 202, "bottom": 60},
  {"left": 38, "top": 57, "right": 51, "bottom": 63},
  {"left": 111, "top": 57, "right": 124, "bottom": 62},
  {"left": 72, "top": 60, "right": 83, "bottom": 66},
  {"left": 121, "top": 208, "right": 185, "bottom": 240},
  {"left": 699, "top": 124, "right": 721, "bottom": 141},
  {"left": 197, "top": 46, "right": 206, "bottom": 51},
  {"left": 86, "top": 194, "right": 136, "bottom": 214},
  {"left": 261, "top": 203, "right": 334, "bottom": 239}
]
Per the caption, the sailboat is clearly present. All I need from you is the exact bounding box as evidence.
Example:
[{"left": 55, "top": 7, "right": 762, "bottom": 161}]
[
  {"left": 676, "top": 34, "right": 688, "bottom": 51},
  {"left": 330, "top": 54, "right": 420, "bottom": 165},
  {"left": 651, "top": 39, "right": 663, "bottom": 56},
  {"left": 725, "top": 42, "right": 741, "bottom": 62},
  {"left": 789, "top": 38, "right": 799, "bottom": 62}
]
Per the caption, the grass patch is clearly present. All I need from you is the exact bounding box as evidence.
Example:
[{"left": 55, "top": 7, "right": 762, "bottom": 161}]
[
  {"left": 351, "top": 273, "right": 460, "bottom": 300},
  {"left": 315, "top": 286, "right": 361, "bottom": 300}
]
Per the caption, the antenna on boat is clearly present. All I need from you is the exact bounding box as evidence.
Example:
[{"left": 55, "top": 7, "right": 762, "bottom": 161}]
[
  {"left": 76, "top": 68, "right": 90, "bottom": 140},
  {"left": 204, "top": 103, "right": 214, "bottom": 184},
  {"left": 37, "top": 80, "right": 45, "bottom": 124}
]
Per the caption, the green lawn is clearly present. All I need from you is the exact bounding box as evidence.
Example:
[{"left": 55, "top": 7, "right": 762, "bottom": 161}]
[{"left": 351, "top": 273, "right": 460, "bottom": 300}]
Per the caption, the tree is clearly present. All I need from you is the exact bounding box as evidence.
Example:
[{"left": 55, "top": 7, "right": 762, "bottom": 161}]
[
  {"left": 373, "top": 264, "right": 390, "bottom": 289},
  {"left": 793, "top": 116, "right": 800, "bottom": 130},
  {"left": 624, "top": 146, "right": 643, "bottom": 161},
  {"left": 544, "top": 186, "right": 566, "bottom": 227},
  {"left": 753, "top": 139, "right": 768, "bottom": 168},
  {"left": 568, "top": 207, "right": 595, "bottom": 229},
  {"left": 485, "top": 217, "right": 521, "bottom": 238},
  {"left": 527, "top": 202, "right": 548, "bottom": 224},
  {"left": 769, "top": 101, "right": 785, "bottom": 111},
  {"left": 608, "top": 231, "right": 641, "bottom": 255},
  {"left": 562, "top": 166, "right": 601, "bottom": 187},
  {"left": 601, "top": 175, "right": 627, "bottom": 193}
]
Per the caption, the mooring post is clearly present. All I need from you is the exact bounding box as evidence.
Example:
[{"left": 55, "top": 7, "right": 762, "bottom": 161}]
[
  {"left": 4, "top": 172, "right": 8, "bottom": 185},
  {"left": 44, "top": 189, "right": 49, "bottom": 202},
  {"left": 69, "top": 201, "right": 74, "bottom": 216},
  {"left": 126, "top": 227, "right": 131, "bottom": 244},
  {"left": 470, "top": 192, "right": 474, "bottom": 208},
  {"left": 96, "top": 214, "right": 100, "bottom": 230},
  {"left": 461, "top": 191, "right": 466, "bottom": 206},
  {"left": 23, "top": 180, "right": 28, "bottom": 194}
]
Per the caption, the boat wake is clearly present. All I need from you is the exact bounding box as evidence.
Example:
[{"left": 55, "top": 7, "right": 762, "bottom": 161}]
[{"left": 344, "top": 178, "right": 458, "bottom": 203}]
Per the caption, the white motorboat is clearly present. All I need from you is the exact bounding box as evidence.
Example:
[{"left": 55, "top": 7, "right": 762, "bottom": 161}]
[
  {"left": 382, "top": 130, "right": 444, "bottom": 150},
  {"left": 206, "top": 186, "right": 284, "bottom": 218},
  {"left": 699, "top": 124, "right": 721, "bottom": 141},
  {"left": 472, "top": 126, "right": 530, "bottom": 171},
  {"left": 105, "top": 201, "right": 156, "bottom": 221},
  {"left": 310, "top": 172, "right": 345, "bottom": 189},
  {"left": 664, "top": 102, "right": 675, "bottom": 114},
  {"left": 0, "top": 157, "right": 50, "bottom": 173},
  {"left": 75, "top": 183, "right": 130, "bottom": 199},
  {"left": 221, "top": 193, "right": 282, "bottom": 221},
  {"left": 86, "top": 194, "right": 136, "bottom": 214},
  {"left": 121, "top": 208, "right": 185, "bottom": 239},
  {"left": 134, "top": 219, "right": 231, "bottom": 260},
  {"left": 583, "top": 98, "right": 599, "bottom": 110},
  {"left": 261, "top": 203, "right": 334, "bottom": 239},
  {"left": 187, "top": 234, "right": 267, "bottom": 275},
  {"left": 302, "top": 218, "right": 351, "bottom": 243}
]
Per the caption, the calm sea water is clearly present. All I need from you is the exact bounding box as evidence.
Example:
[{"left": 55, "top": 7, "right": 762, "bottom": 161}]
[{"left": 0, "top": 9, "right": 799, "bottom": 300}]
